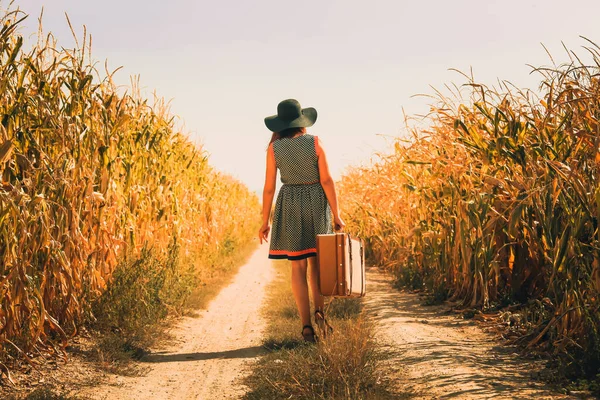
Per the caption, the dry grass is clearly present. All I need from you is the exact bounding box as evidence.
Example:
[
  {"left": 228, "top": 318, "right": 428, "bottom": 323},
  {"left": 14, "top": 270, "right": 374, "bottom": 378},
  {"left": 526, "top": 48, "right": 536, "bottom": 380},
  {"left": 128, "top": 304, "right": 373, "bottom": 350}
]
[
  {"left": 0, "top": 4, "right": 260, "bottom": 381},
  {"left": 4, "top": 387, "right": 87, "bottom": 400},
  {"left": 338, "top": 40, "right": 600, "bottom": 391},
  {"left": 243, "top": 261, "right": 397, "bottom": 400}
]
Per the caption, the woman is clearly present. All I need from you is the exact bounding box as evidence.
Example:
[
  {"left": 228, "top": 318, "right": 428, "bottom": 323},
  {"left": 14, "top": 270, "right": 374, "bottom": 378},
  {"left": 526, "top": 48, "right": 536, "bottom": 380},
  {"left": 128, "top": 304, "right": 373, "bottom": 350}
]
[{"left": 258, "top": 98, "right": 345, "bottom": 343}]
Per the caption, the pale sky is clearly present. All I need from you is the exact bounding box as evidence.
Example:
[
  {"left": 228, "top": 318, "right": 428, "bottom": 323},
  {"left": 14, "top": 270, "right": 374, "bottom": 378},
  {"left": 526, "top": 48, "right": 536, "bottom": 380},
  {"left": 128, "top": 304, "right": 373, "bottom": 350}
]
[{"left": 12, "top": 0, "right": 600, "bottom": 194}]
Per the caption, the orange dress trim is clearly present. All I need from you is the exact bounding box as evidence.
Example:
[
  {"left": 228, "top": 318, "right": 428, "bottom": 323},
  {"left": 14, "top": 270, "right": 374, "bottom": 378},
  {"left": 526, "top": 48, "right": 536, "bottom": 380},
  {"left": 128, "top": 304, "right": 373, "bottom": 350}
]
[{"left": 269, "top": 248, "right": 317, "bottom": 257}]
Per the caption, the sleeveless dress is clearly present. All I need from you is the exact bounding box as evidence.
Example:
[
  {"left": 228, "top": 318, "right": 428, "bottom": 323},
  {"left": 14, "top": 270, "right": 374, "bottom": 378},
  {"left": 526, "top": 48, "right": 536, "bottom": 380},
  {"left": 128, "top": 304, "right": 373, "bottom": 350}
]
[{"left": 268, "top": 134, "right": 333, "bottom": 260}]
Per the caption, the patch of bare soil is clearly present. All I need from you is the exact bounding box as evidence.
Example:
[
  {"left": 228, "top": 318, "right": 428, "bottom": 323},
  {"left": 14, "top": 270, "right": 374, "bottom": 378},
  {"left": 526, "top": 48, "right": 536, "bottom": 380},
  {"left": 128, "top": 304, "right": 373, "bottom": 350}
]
[
  {"left": 364, "top": 269, "right": 581, "bottom": 400},
  {"left": 0, "top": 334, "right": 101, "bottom": 398},
  {"left": 74, "top": 244, "right": 274, "bottom": 400}
]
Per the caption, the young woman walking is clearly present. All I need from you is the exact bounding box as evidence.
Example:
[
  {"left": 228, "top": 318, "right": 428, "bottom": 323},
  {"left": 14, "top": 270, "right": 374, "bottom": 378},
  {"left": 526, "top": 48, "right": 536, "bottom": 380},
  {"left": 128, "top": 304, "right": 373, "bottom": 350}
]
[{"left": 258, "top": 99, "right": 345, "bottom": 343}]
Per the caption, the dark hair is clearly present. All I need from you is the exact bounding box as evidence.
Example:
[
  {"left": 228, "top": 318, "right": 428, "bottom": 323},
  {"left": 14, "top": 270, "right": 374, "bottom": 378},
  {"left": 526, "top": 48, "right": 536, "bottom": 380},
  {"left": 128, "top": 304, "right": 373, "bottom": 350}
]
[{"left": 269, "top": 127, "right": 306, "bottom": 145}]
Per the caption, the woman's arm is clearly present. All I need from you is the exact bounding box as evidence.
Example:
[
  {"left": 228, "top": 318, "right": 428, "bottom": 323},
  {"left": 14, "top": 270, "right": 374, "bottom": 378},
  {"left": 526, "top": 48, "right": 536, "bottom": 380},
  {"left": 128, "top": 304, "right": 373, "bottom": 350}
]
[
  {"left": 316, "top": 137, "right": 345, "bottom": 231},
  {"left": 259, "top": 143, "right": 277, "bottom": 243}
]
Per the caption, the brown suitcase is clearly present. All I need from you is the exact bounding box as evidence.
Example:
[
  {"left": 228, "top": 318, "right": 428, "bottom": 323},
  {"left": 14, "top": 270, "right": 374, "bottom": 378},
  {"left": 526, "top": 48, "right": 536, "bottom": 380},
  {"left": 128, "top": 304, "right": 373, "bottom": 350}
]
[{"left": 316, "top": 233, "right": 366, "bottom": 297}]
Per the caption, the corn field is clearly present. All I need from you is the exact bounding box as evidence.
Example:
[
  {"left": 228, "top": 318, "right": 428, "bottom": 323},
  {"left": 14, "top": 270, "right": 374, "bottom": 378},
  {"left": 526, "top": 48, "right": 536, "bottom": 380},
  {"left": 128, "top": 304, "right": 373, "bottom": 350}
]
[
  {"left": 340, "top": 40, "right": 600, "bottom": 378},
  {"left": 0, "top": 8, "right": 259, "bottom": 370}
]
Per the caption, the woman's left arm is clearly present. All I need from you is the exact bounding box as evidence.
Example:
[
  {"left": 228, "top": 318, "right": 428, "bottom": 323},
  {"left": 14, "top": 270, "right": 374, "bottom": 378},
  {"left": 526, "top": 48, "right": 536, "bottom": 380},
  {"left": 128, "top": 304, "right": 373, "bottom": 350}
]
[{"left": 259, "top": 143, "right": 277, "bottom": 243}]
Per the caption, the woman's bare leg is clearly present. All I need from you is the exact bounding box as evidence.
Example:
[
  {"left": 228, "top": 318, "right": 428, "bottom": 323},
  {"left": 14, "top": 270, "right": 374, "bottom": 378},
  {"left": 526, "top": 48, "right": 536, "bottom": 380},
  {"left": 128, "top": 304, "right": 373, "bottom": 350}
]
[
  {"left": 307, "top": 256, "right": 324, "bottom": 312},
  {"left": 291, "top": 259, "right": 311, "bottom": 328}
]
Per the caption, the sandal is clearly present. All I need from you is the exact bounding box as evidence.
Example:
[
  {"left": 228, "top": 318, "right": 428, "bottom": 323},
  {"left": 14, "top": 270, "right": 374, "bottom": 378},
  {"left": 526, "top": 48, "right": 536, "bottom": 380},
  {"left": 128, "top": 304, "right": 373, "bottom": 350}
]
[
  {"left": 302, "top": 325, "right": 317, "bottom": 343},
  {"left": 314, "top": 310, "right": 334, "bottom": 338}
]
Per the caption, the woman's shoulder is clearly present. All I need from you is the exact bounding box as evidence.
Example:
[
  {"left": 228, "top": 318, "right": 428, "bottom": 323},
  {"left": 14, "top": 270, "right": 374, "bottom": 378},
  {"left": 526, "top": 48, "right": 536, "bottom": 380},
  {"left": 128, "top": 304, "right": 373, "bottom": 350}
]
[
  {"left": 303, "top": 133, "right": 318, "bottom": 143},
  {"left": 308, "top": 134, "right": 324, "bottom": 157}
]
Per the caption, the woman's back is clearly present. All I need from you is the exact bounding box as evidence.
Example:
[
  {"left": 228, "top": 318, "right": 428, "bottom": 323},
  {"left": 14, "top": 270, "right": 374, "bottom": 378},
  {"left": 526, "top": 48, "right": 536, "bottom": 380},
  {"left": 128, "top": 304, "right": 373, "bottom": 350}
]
[{"left": 272, "top": 134, "right": 320, "bottom": 185}]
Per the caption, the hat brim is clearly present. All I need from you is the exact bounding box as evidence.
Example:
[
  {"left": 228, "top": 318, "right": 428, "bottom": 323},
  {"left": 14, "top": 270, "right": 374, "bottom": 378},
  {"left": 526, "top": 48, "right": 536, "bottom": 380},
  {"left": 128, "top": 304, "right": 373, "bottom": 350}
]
[{"left": 264, "top": 107, "right": 317, "bottom": 132}]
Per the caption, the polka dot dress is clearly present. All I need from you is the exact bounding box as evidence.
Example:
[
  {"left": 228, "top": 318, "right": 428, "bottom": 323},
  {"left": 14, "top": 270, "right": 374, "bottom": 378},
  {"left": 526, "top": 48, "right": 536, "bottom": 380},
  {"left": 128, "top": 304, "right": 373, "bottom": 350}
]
[{"left": 268, "top": 134, "right": 333, "bottom": 260}]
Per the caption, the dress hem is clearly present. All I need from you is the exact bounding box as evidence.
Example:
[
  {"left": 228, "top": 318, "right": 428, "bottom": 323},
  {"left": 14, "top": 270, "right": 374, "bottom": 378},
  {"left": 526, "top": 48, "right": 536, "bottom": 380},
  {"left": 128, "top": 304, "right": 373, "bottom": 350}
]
[
  {"left": 268, "top": 252, "right": 317, "bottom": 261},
  {"left": 269, "top": 248, "right": 317, "bottom": 260}
]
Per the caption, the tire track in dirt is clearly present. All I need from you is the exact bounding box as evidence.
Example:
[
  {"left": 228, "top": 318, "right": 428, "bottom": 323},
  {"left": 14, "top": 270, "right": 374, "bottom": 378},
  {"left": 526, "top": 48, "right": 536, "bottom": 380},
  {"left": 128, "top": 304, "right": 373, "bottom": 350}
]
[
  {"left": 364, "top": 268, "right": 577, "bottom": 400},
  {"left": 80, "top": 243, "right": 273, "bottom": 400}
]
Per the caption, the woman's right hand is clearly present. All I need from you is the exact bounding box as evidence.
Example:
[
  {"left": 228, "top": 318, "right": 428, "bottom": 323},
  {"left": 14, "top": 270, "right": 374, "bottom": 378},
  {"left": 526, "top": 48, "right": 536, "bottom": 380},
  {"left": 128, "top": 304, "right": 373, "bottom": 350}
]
[
  {"left": 334, "top": 215, "right": 345, "bottom": 232},
  {"left": 258, "top": 223, "right": 270, "bottom": 244}
]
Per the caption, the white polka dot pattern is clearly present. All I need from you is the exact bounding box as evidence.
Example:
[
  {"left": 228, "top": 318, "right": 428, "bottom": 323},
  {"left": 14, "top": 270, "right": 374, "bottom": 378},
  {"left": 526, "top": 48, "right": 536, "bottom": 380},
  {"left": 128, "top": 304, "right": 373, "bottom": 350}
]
[{"left": 269, "top": 134, "right": 333, "bottom": 260}]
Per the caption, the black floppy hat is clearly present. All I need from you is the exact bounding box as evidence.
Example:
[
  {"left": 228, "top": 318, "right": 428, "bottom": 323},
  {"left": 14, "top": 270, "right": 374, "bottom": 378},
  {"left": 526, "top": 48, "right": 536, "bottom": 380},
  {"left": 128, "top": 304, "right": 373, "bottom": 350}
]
[{"left": 264, "top": 99, "right": 317, "bottom": 132}]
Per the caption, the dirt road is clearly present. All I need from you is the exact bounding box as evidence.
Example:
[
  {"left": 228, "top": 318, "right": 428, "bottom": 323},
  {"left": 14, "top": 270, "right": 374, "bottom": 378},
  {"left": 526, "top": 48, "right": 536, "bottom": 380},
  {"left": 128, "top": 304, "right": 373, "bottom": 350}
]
[
  {"left": 79, "top": 246, "right": 578, "bottom": 400},
  {"left": 80, "top": 244, "right": 274, "bottom": 400},
  {"left": 364, "top": 269, "right": 575, "bottom": 400}
]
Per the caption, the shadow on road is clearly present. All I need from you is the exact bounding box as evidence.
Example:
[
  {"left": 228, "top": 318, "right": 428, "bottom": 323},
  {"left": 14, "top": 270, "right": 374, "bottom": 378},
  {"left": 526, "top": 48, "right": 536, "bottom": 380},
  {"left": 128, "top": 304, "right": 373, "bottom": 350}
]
[
  {"left": 142, "top": 345, "right": 266, "bottom": 363},
  {"left": 364, "top": 268, "right": 571, "bottom": 400}
]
